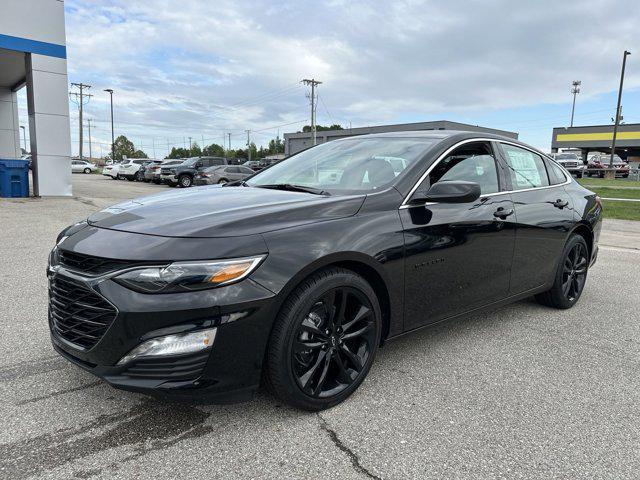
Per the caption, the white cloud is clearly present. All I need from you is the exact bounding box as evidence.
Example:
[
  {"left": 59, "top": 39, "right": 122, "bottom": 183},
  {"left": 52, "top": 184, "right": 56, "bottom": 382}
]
[{"left": 59, "top": 0, "right": 639, "bottom": 155}]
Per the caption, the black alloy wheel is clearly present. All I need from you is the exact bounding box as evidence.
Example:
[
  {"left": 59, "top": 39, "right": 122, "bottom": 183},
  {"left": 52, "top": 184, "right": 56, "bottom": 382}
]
[
  {"left": 292, "top": 287, "right": 376, "bottom": 398},
  {"left": 264, "top": 268, "right": 381, "bottom": 410},
  {"left": 561, "top": 242, "right": 588, "bottom": 302},
  {"left": 536, "top": 234, "right": 589, "bottom": 309},
  {"left": 179, "top": 174, "right": 193, "bottom": 188},
  {"left": 136, "top": 171, "right": 144, "bottom": 181}
]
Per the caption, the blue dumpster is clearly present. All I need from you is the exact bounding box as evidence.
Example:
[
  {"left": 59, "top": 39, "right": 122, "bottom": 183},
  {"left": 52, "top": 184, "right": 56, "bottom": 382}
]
[{"left": 0, "top": 159, "right": 30, "bottom": 198}]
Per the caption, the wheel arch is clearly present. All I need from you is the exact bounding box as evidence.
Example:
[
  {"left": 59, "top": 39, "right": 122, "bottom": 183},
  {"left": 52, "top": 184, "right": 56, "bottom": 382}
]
[
  {"left": 270, "top": 252, "right": 393, "bottom": 344},
  {"left": 569, "top": 222, "right": 594, "bottom": 258}
]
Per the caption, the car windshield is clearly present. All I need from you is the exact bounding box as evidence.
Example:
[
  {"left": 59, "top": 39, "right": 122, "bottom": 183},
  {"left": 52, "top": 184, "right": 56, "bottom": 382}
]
[{"left": 246, "top": 137, "right": 436, "bottom": 194}]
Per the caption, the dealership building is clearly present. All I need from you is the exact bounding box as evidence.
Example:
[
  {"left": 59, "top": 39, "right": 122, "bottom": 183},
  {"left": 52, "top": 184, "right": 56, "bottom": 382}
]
[
  {"left": 551, "top": 123, "right": 640, "bottom": 164},
  {"left": 0, "top": 0, "right": 71, "bottom": 196},
  {"left": 284, "top": 121, "right": 518, "bottom": 156}
]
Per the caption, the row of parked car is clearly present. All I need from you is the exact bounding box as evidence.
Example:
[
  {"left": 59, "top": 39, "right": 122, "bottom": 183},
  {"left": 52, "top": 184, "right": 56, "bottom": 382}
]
[
  {"left": 551, "top": 152, "right": 632, "bottom": 178},
  {"left": 101, "top": 156, "right": 277, "bottom": 187}
]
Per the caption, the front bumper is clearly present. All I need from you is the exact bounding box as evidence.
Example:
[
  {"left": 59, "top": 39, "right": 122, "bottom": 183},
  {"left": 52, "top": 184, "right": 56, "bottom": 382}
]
[
  {"left": 161, "top": 174, "right": 178, "bottom": 184},
  {"left": 48, "top": 263, "right": 277, "bottom": 403}
]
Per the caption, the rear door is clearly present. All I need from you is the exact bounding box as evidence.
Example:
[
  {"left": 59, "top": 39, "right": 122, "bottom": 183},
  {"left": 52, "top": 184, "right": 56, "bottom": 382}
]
[
  {"left": 400, "top": 140, "right": 516, "bottom": 329},
  {"left": 497, "top": 142, "right": 574, "bottom": 294}
]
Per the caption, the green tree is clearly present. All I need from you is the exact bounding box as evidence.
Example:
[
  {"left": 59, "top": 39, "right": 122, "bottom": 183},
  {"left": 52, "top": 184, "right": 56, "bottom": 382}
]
[
  {"left": 167, "top": 147, "right": 189, "bottom": 159},
  {"left": 203, "top": 143, "right": 225, "bottom": 157},
  {"left": 301, "top": 124, "right": 343, "bottom": 133},
  {"left": 109, "top": 135, "right": 148, "bottom": 160},
  {"left": 268, "top": 137, "right": 284, "bottom": 154}
]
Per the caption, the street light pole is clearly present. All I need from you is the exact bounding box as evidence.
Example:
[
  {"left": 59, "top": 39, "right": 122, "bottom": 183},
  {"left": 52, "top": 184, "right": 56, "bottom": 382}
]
[
  {"left": 610, "top": 50, "right": 631, "bottom": 167},
  {"left": 104, "top": 89, "right": 115, "bottom": 160},
  {"left": 570, "top": 80, "right": 581, "bottom": 127}
]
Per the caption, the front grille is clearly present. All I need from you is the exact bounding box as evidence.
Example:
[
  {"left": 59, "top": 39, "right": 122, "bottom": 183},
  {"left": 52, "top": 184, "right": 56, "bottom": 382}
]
[
  {"left": 59, "top": 250, "right": 139, "bottom": 276},
  {"left": 563, "top": 162, "right": 578, "bottom": 167},
  {"left": 121, "top": 351, "right": 210, "bottom": 381},
  {"left": 49, "top": 275, "right": 117, "bottom": 349}
]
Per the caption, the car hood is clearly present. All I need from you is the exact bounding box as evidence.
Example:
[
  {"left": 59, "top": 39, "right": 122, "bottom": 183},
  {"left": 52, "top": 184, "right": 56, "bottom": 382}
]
[{"left": 87, "top": 185, "right": 366, "bottom": 238}]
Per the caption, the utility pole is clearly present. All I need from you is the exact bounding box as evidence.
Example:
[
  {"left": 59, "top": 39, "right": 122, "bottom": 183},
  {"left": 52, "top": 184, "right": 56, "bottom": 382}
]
[
  {"left": 302, "top": 78, "right": 322, "bottom": 146},
  {"left": 87, "top": 118, "right": 92, "bottom": 160},
  {"left": 70, "top": 83, "right": 92, "bottom": 159},
  {"left": 245, "top": 130, "right": 251, "bottom": 161},
  {"left": 188, "top": 136, "right": 193, "bottom": 153},
  {"left": 228, "top": 133, "right": 232, "bottom": 153},
  {"left": 152, "top": 138, "right": 156, "bottom": 159},
  {"left": 103, "top": 89, "right": 115, "bottom": 160},
  {"left": 610, "top": 50, "right": 631, "bottom": 167},
  {"left": 570, "top": 80, "right": 581, "bottom": 127}
]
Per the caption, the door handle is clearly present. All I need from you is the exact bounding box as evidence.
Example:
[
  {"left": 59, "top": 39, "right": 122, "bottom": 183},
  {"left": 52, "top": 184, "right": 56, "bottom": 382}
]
[
  {"left": 553, "top": 199, "right": 569, "bottom": 209},
  {"left": 493, "top": 207, "right": 514, "bottom": 219}
]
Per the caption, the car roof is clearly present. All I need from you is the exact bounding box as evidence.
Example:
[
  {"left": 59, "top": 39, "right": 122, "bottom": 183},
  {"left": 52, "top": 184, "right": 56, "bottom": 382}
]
[{"left": 330, "top": 129, "right": 549, "bottom": 157}]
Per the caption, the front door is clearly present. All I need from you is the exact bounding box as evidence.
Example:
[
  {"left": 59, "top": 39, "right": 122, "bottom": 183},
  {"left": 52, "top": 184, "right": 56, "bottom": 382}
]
[
  {"left": 497, "top": 142, "right": 575, "bottom": 293},
  {"left": 400, "top": 141, "right": 516, "bottom": 331}
]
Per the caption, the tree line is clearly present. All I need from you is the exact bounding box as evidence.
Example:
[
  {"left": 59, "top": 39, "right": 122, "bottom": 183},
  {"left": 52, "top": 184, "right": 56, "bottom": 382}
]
[{"left": 107, "top": 125, "right": 343, "bottom": 160}]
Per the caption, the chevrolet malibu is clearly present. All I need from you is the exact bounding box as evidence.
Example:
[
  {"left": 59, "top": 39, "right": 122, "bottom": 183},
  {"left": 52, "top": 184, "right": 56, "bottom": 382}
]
[{"left": 48, "top": 131, "right": 602, "bottom": 411}]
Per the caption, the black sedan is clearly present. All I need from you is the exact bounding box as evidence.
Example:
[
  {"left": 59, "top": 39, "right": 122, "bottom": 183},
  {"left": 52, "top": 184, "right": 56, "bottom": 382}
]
[{"left": 48, "top": 131, "right": 601, "bottom": 411}]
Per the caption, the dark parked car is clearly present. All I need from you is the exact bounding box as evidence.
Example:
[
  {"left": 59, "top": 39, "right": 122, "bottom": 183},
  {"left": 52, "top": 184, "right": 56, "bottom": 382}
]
[
  {"left": 161, "top": 156, "right": 229, "bottom": 187},
  {"left": 587, "top": 153, "right": 630, "bottom": 178},
  {"left": 138, "top": 160, "right": 163, "bottom": 182},
  {"left": 48, "top": 131, "right": 601, "bottom": 411},
  {"left": 243, "top": 160, "right": 263, "bottom": 171},
  {"left": 147, "top": 159, "right": 181, "bottom": 183},
  {"left": 194, "top": 165, "right": 255, "bottom": 185}
]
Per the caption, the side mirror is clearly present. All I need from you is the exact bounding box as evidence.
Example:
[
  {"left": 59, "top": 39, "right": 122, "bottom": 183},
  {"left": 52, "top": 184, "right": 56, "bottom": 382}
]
[{"left": 410, "top": 180, "right": 481, "bottom": 204}]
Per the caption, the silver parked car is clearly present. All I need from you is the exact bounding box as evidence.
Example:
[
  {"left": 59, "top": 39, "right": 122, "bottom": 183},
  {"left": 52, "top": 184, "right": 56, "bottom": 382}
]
[
  {"left": 193, "top": 165, "right": 255, "bottom": 185},
  {"left": 71, "top": 159, "right": 96, "bottom": 174}
]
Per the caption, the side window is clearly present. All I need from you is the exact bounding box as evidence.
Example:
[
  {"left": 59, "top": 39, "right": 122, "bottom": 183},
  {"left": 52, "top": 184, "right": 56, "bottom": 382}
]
[
  {"left": 546, "top": 160, "right": 567, "bottom": 185},
  {"left": 211, "top": 158, "right": 224, "bottom": 166},
  {"left": 501, "top": 144, "right": 550, "bottom": 190},
  {"left": 420, "top": 142, "right": 500, "bottom": 195},
  {"left": 227, "top": 166, "right": 239, "bottom": 174},
  {"left": 240, "top": 166, "right": 254, "bottom": 174}
]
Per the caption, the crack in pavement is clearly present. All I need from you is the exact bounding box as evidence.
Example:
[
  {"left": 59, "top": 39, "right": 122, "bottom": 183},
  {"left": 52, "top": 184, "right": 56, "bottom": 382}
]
[{"left": 317, "top": 413, "right": 383, "bottom": 480}]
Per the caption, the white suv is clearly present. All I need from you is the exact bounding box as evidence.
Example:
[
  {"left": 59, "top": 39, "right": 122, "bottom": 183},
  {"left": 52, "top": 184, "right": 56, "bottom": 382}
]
[{"left": 117, "top": 159, "right": 148, "bottom": 181}]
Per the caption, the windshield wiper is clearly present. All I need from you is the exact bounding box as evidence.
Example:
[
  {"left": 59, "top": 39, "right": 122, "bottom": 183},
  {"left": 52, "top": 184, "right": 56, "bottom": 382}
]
[
  {"left": 255, "top": 183, "right": 330, "bottom": 196},
  {"left": 222, "top": 180, "right": 248, "bottom": 187}
]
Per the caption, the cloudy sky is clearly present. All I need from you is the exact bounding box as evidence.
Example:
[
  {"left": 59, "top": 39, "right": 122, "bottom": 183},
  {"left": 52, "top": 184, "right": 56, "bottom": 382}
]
[{"left": 24, "top": 0, "right": 640, "bottom": 157}]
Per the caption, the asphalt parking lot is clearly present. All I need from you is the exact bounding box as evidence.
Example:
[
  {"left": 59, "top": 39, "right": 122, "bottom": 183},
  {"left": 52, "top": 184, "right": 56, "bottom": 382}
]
[{"left": 1, "top": 174, "right": 640, "bottom": 479}]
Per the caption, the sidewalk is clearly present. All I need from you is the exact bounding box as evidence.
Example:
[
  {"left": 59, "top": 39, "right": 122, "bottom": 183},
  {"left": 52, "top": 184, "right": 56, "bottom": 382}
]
[{"left": 600, "top": 219, "right": 640, "bottom": 250}]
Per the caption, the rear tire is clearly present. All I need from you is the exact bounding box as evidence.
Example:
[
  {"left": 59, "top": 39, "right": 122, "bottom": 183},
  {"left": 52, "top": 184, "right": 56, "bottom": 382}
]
[
  {"left": 535, "top": 234, "right": 589, "bottom": 309},
  {"left": 264, "top": 267, "right": 382, "bottom": 411},
  {"left": 83, "top": 168, "right": 91, "bottom": 174}
]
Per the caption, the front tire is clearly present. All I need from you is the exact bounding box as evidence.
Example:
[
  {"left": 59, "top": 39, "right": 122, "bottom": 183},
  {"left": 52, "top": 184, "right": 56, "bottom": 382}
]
[
  {"left": 218, "top": 178, "right": 228, "bottom": 184},
  {"left": 535, "top": 234, "right": 589, "bottom": 309},
  {"left": 83, "top": 168, "right": 91, "bottom": 174},
  {"left": 178, "top": 174, "right": 193, "bottom": 188},
  {"left": 264, "top": 267, "right": 382, "bottom": 411}
]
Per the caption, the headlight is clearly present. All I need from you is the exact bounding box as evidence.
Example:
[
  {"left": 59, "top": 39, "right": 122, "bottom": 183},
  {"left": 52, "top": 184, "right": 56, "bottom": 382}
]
[{"left": 113, "top": 256, "right": 265, "bottom": 293}]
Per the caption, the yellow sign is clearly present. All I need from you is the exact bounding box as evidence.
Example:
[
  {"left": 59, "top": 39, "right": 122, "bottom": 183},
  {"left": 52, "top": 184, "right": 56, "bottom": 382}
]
[{"left": 556, "top": 131, "right": 640, "bottom": 142}]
